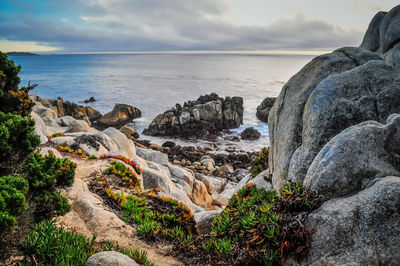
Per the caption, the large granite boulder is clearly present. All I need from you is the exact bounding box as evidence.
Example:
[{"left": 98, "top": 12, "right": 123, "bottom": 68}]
[
  {"left": 304, "top": 114, "right": 400, "bottom": 200},
  {"left": 288, "top": 60, "right": 400, "bottom": 184},
  {"left": 95, "top": 104, "right": 141, "bottom": 129},
  {"left": 143, "top": 93, "right": 243, "bottom": 139},
  {"left": 256, "top": 97, "right": 276, "bottom": 122},
  {"left": 268, "top": 47, "right": 383, "bottom": 188}
]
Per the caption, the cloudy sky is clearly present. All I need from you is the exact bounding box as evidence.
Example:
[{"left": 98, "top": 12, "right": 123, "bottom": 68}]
[{"left": 0, "top": 0, "right": 398, "bottom": 53}]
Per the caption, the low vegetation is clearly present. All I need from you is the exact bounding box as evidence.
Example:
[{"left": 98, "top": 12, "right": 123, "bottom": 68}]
[
  {"left": 251, "top": 147, "right": 269, "bottom": 178},
  {"left": 201, "top": 183, "right": 321, "bottom": 265},
  {"left": 21, "top": 220, "right": 154, "bottom": 266}
]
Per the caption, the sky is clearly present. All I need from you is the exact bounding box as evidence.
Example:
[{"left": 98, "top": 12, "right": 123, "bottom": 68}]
[{"left": 0, "top": 0, "right": 398, "bottom": 53}]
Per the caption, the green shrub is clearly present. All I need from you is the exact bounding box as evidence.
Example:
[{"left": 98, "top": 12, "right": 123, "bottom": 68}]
[
  {"left": 0, "top": 52, "right": 36, "bottom": 117},
  {"left": 0, "top": 174, "right": 28, "bottom": 235},
  {"left": 25, "top": 153, "right": 76, "bottom": 219},
  {"left": 22, "top": 220, "right": 96, "bottom": 265},
  {"left": 251, "top": 147, "right": 269, "bottom": 178},
  {"left": 0, "top": 111, "right": 40, "bottom": 171}
]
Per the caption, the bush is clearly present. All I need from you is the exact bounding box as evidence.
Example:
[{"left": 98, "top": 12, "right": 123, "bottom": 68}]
[
  {"left": 251, "top": 147, "right": 269, "bottom": 178},
  {"left": 0, "top": 111, "right": 40, "bottom": 172},
  {"left": 25, "top": 152, "right": 76, "bottom": 219},
  {"left": 0, "top": 175, "right": 28, "bottom": 235},
  {"left": 0, "top": 52, "right": 36, "bottom": 117},
  {"left": 26, "top": 152, "right": 76, "bottom": 190}
]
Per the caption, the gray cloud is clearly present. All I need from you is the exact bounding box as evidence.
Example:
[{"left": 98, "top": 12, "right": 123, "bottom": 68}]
[{"left": 0, "top": 0, "right": 364, "bottom": 52}]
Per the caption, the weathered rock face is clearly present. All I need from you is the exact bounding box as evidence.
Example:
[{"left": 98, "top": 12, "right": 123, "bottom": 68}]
[
  {"left": 293, "top": 177, "right": 400, "bottom": 266},
  {"left": 95, "top": 104, "right": 141, "bottom": 129},
  {"left": 288, "top": 60, "right": 400, "bottom": 184},
  {"left": 266, "top": 5, "right": 400, "bottom": 265},
  {"left": 256, "top": 97, "right": 276, "bottom": 122},
  {"left": 143, "top": 93, "right": 243, "bottom": 139},
  {"left": 268, "top": 47, "right": 387, "bottom": 189},
  {"left": 303, "top": 114, "right": 400, "bottom": 201},
  {"left": 360, "top": 5, "right": 400, "bottom": 67}
]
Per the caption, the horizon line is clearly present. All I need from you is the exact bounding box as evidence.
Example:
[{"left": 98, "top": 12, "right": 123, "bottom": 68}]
[{"left": 10, "top": 49, "right": 333, "bottom": 56}]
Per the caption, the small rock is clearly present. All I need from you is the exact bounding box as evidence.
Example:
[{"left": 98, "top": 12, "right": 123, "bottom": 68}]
[
  {"left": 219, "top": 164, "right": 234, "bottom": 175},
  {"left": 96, "top": 104, "right": 141, "bottom": 129},
  {"left": 65, "top": 120, "right": 92, "bottom": 133},
  {"left": 240, "top": 127, "right": 261, "bottom": 140},
  {"left": 85, "top": 251, "right": 138, "bottom": 266},
  {"left": 84, "top": 97, "right": 96, "bottom": 103},
  {"left": 162, "top": 141, "right": 176, "bottom": 148}
]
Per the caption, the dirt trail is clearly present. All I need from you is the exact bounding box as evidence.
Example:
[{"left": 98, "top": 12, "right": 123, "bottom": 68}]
[{"left": 56, "top": 157, "right": 183, "bottom": 266}]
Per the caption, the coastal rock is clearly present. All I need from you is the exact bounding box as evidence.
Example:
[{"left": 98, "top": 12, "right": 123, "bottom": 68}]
[
  {"left": 194, "top": 209, "right": 223, "bottom": 234},
  {"left": 248, "top": 170, "right": 272, "bottom": 191},
  {"left": 295, "top": 176, "right": 400, "bottom": 266},
  {"left": 190, "top": 179, "right": 213, "bottom": 209},
  {"left": 137, "top": 147, "right": 168, "bottom": 166},
  {"left": 31, "top": 95, "right": 102, "bottom": 124},
  {"left": 84, "top": 96, "right": 96, "bottom": 103},
  {"left": 103, "top": 127, "right": 136, "bottom": 159},
  {"left": 256, "top": 97, "right": 276, "bottom": 122},
  {"left": 65, "top": 119, "right": 93, "bottom": 133},
  {"left": 85, "top": 251, "right": 138, "bottom": 266},
  {"left": 39, "top": 147, "right": 63, "bottom": 158},
  {"left": 96, "top": 104, "right": 141, "bottom": 129},
  {"left": 303, "top": 115, "right": 400, "bottom": 200},
  {"left": 268, "top": 47, "right": 383, "bottom": 189},
  {"left": 31, "top": 112, "right": 48, "bottom": 144},
  {"left": 288, "top": 60, "right": 400, "bottom": 184},
  {"left": 142, "top": 166, "right": 173, "bottom": 194},
  {"left": 240, "top": 127, "right": 261, "bottom": 140},
  {"left": 119, "top": 125, "right": 139, "bottom": 140},
  {"left": 143, "top": 93, "right": 243, "bottom": 138}
]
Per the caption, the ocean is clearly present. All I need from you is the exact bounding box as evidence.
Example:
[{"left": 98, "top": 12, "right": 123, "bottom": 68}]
[{"left": 9, "top": 53, "right": 314, "bottom": 151}]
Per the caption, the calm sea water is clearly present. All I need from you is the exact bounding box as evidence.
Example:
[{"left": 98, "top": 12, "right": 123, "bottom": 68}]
[{"left": 9, "top": 53, "right": 313, "bottom": 151}]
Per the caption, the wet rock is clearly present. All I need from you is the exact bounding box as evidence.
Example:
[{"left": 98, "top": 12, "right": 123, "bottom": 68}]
[
  {"left": 143, "top": 93, "right": 243, "bottom": 139},
  {"left": 256, "top": 97, "right": 276, "bottom": 122},
  {"left": 96, "top": 104, "right": 141, "bottom": 129},
  {"left": 162, "top": 141, "right": 176, "bottom": 148},
  {"left": 84, "top": 96, "right": 96, "bottom": 103},
  {"left": 240, "top": 127, "right": 261, "bottom": 140}
]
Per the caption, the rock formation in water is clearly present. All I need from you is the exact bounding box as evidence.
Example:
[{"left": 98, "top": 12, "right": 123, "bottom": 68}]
[
  {"left": 256, "top": 97, "right": 275, "bottom": 122},
  {"left": 143, "top": 93, "right": 243, "bottom": 139}
]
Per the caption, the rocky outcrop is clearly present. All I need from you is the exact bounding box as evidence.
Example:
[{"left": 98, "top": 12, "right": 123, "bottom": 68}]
[
  {"left": 95, "top": 104, "right": 141, "bottom": 129},
  {"left": 143, "top": 93, "right": 243, "bottom": 139},
  {"left": 31, "top": 95, "right": 101, "bottom": 125},
  {"left": 265, "top": 5, "right": 400, "bottom": 265},
  {"left": 268, "top": 47, "right": 384, "bottom": 189},
  {"left": 256, "top": 97, "right": 276, "bottom": 122}
]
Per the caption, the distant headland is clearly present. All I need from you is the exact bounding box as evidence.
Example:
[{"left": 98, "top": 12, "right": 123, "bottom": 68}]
[{"left": 6, "top": 51, "right": 39, "bottom": 56}]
